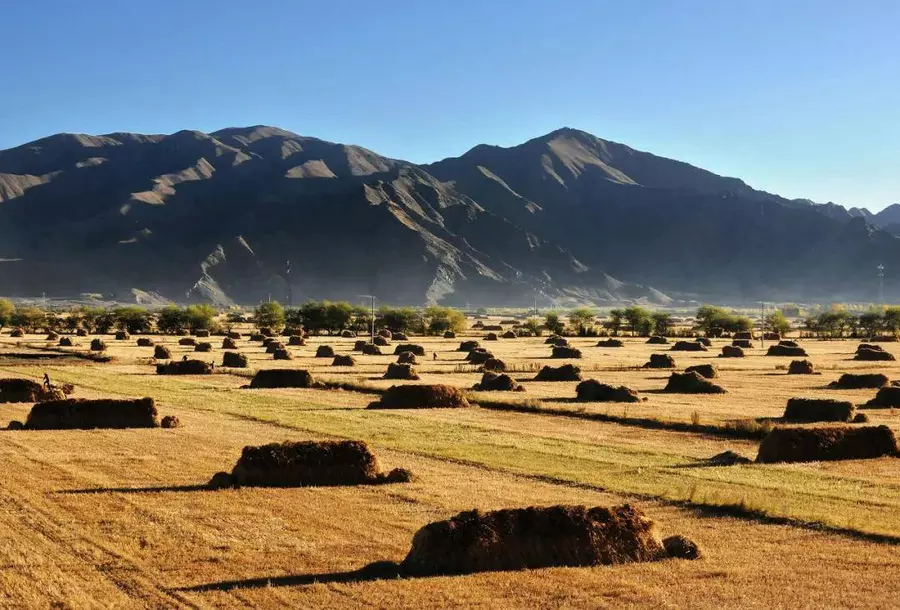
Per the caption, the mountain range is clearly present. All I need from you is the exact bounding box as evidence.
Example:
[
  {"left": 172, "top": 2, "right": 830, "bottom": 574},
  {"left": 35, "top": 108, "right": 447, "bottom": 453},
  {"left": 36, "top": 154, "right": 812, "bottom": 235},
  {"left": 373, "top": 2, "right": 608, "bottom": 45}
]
[{"left": 0, "top": 125, "right": 896, "bottom": 306}]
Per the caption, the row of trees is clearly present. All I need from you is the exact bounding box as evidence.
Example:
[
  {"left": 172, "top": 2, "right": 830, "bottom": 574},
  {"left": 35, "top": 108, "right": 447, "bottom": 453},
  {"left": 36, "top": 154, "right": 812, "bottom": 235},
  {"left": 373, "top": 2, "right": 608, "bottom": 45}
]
[
  {"left": 802, "top": 307, "right": 900, "bottom": 339},
  {"left": 253, "top": 301, "right": 467, "bottom": 335}
]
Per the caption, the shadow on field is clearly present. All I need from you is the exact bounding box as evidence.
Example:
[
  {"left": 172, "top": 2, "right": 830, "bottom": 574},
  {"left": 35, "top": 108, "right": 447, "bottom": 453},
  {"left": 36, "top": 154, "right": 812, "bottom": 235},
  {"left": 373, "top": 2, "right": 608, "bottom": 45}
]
[
  {"left": 56, "top": 484, "right": 211, "bottom": 494},
  {"left": 175, "top": 561, "right": 405, "bottom": 592}
]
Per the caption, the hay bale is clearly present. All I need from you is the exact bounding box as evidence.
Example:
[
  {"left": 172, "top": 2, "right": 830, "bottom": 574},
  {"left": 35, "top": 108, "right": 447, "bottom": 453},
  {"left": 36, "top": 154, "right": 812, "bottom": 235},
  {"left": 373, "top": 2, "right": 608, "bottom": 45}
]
[
  {"left": 854, "top": 413, "right": 870, "bottom": 423},
  {"left": 684, "top": 364, "right": 718, "bottom": 379},
  {"left": 734, "top": 331, "right": 753, "bottom": 340},
  {"left": 362, "top": 343, "right": 383, "bottom": 356},
  {"left": 378, "top": 329, "right": 393, "bottom": 339},
  {"left": 393, "top": 332, "right": 409, "bottom": 341},
  {"left": 393, "top": 344, "right": 425, "bottom": 356},
  {"left": 767, "top": 344, "right": 808, "bottom": 357},
  {"left": 194, "top": 329, "right": 210, "bottom": 338},
  {"left": 136, "top": 337, "right": 153, "bottom": 347},
  {"left": 485, "top": 332, "right": 499, "bottom": 341},
  {"left": 597, "top": 339, "right": 623, "bottom": 348},
  {"left": 315, "top": 345, "right": 336, "bottom": 358},
  {"left": 227, "top": 440, "right": 409, "bottom": 488},
  {"left": 720, "top": 345, "right": 744, "bottom": 358},
  {"left": 288, "top": 335, "right": 306, "bottom": 346},
  {"left": 458, "top": 340, "right": 480, "bottom": 352},
  {"left": 90, "top": 339, "right": 107, "bottom": 352},
  {"left": 373, "top": 335, "right": 391, "bottom": 347},
  {"left": 482, "top": 358, "right": 506, "bottom": 372},
  {"left": 644, "top": 354, "right": 676, "bottom": 369},
  {"left": 228, "top": 331, "right": 242, "bottom": 339},
  {"left": 502, "top": 331, "right": 517, "bottom": 339},
  {"left": 444, "top": 331, "right": 456, "bottom": 339},
  {"left": 249, "top": 333, "right": 265, "bottom": 342},
  {"left": 156, "top": 360, "right": 213, "bottom": 375},
  {"left": 24, "top": 397, "right": 159, "bottom": 429},
  {"left": 332, "top": 355, "right": 356, "bottom": 367},
  {"left": 115, "top": 331, "right": 129, "bottom": 340},
  {"left": 194, "top": 342, "right": 213, "bottom": 352},
  {"left": 663, "top": 535, "right": 704, "bottom": 560},
  {"left": 857, "top": 343, "right": 883, "bottom": 353},
  {"left": 788, "top": 360, "right": 815, "bottom": 374},
  {"left": 783, "top": 398, "right": 855, "bottom": 422},
  {"left": 828, "top": 373, "right": 889, "bottom": 389},
  {"left": 672, "top": 341, "right": 706, "bottom": 352},
  {"left": 369, "top": 384, "right": 469, "bottom": 409},
  {"left": 482, "top": 325, "right": 503, "bottom": 332},
  {"left": 273, "top": 348, "right": 293, "bottom": 360},
  {"left": 647, "top": 336, "right": 668, "bottom": 345},
  {"left": 179, "top": 337, "right": 196, "bottom": 346},
  {"left": 76, "top": 329, "right": 88, "bottom": 337},
  {"left": 664, "top": 371, "right": 726, "bottom": 394},
  {"left": 264, "top": 341, "right": 285, "bottom": 354},
  {"left": 695, "top": 337, "right": 712, "bottom": 347},
  {"left": 865, "top": 386, "right": 900, "bottom": 408},
  {"left": 855, "top": 347, "right": 895, "bottom": 361},
  {"left": 472, "top": 321, "right": 485, "bottom": 329},
  {"left": 472, "top": 372, "right": 524, "bottom": 392},
  {"left": 551, "top": 346, "right": 583, "bottom": 359},
  {"left": 354, "top": 340, "right": 368, "bottom": 351},
  {"left": 384, "top": 363, "right": 420, "bottom": 380},
  {"left": 161, "top": 415, "right": 181, "bottom": 429},
  {"left": 534, "top": 364, "right": 582, "bottom": 381},
  {"left": 732, "top": 339, "right": 753, "bottom": 348},
  {"left": 222, "top": 337, "right": 238, "bottom": 349},
  {"left": 259, "top": 327, "right": 274, "bottom": 337},
  {"left": 466, "top": 349, "right": 494, "bottom": 364},
  {"left": 756, "top": 426, "right": 898, "bottom": 463},
  {"left": 58, "top": 337, "right": 74, "bottom": 347},
  {"left": 396, "top": 351, "right": 418, "bottom": 365},
  {"left": 222, "top": 352, "right": 248, "bottom": 368},
  {"left": 544, "top": 335, "right": 564, "bottom": 345},
  {"left": 46, "top": 331, "right": 59, "bottom": 341},
  {"left": 341, "top": 330, "right": 356, "bottom": 338},
  {"left": 0, "top": 379, "right": 63, "bottom": 403},
  {"left": 10, "top": 328, "right": 24, "bottom": 338},
  {"left": 575, "top": 380, "right": 640, "bottom": 403},
  {"left": 402, "top": 504, "right": 675, "bottom": 576},
  {"left": 153, "top": 345, "right": 172, "bottom": 359},
  {"left": 249, "top": 369, "right": 316, "bottom": 389},
  {"left": 779, "top": 340, "right": 800, "bottom": 348}
]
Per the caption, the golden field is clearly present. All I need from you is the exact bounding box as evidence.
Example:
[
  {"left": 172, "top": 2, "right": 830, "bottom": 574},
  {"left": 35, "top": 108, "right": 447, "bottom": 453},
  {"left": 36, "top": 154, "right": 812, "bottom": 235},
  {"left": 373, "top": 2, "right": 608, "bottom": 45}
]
[{"left": 0, "top": 328, "right": 898, "bottom": 608}]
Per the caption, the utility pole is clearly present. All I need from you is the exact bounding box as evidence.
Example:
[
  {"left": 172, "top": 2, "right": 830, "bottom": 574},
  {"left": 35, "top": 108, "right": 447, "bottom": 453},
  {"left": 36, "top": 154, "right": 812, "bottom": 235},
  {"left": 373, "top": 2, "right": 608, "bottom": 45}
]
[
  {"left": 760, "top": 301, "right": 765, "bottom": 349},
  {"left": 284, "top": 260, "right": 292, "bottom": 307},
  {"left": 878, "top": 264, "right": 885, "bottom": 305},
  {"left": 359, "top": 295, "right": 376, "bottom": 343}
]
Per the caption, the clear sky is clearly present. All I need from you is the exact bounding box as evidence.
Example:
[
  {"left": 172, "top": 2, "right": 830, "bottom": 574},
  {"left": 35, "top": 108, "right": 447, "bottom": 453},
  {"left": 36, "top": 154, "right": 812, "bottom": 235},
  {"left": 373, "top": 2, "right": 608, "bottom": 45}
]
[{"left": 2, "top": 0, "right": 898, "bottom": 210}]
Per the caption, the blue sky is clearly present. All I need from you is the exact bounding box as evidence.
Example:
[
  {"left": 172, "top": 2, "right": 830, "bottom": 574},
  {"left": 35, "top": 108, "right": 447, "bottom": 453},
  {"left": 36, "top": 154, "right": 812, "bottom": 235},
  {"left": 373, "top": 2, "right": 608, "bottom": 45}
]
[{"left": 2, "top": 0, "right": 897, "bottom": 209}]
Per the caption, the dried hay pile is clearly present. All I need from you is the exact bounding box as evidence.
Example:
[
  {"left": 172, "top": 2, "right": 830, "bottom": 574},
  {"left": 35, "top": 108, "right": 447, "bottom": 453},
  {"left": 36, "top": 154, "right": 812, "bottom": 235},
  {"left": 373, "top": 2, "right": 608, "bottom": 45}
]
[
  {"left": 472, "top": 372, "right": 524, "bottom": 392},
  {"left": 756, "top": 426, "right": 898, "bottom": 463},
  {"left": 383, "top": 363, "right": 420, "bottom": 380},
  {"left": 575, "top": 380, "right": 641, "bottom": 403},
  {"left": 828, "top": 373, "right": 889, "bottom": 389},
  {"left": 249, "top": 369, "right": 317, "bottom": 389},
  {"left": 155, "top": 360, "right": 213, "bottom": 375},
  {"left": 368, "top": 384, "right": 470, "bottom": 409},
  {"left": 533, "top": 364, "right": 582, "bottom": 381},
  {"left": 551, "top": 346, "right": 583, "bottom": 359},
  {"left": 23, "top": 397, "right": 159, "bottom": 430},
  {"left": 222, "top": 352, "right": 249, "bottom": 368},
  {"left": 684, "top": 364, "right": 717, "bottom": 379},
  {"left": 664, "top": 371, "right": 726, "bottom": 394},
  {"left": 643, "top": 354, "right": 676, "bottom": 369},
  {"left": 782, "top": 398, "right": 855, "bottom": 422}
]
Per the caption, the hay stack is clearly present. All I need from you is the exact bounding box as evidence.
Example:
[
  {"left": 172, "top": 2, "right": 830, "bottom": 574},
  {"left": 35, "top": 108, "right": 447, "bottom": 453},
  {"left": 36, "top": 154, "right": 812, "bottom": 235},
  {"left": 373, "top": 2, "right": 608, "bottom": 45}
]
[
  {"left": 220, "top": 440, "right": 410, "bottom": 488},
  {"left": 10, "top": 328, "right": 24, "bottom": 338},
  {"left": 763, "top": 332, "right": 781, "bottom": 341},
  {"left": 136, "top": 337, "right": 154, "bottom": 347},
  {"left": 222, "top": 337, "right": 238, "bottom": 349},
  {"left": 179, "top": 337, "right": 196, "bottom": 346},
  {"left": 472, "top": 372, "right": 524, "bottom": 392},
  {"left": 466, "top": 349, "right": 494, "bottom": 364},
  {"left": 273, "top": 348, "right": 293, "bottom": 360},
  {"left": 734, "top": 331, "right": 754, "bottom": 340},
  {"left": 732, "top": 339, "right": 752, "bottom": 349},
  {"left": 332, "top": 355, "right": 356, "bottom": 367},
  {"left": 90, "top": 339, "right": 107, "bottom": 352},
  {"left": 664, "top": 371, "right": 726, "bottom": 394},
  {"left": 551, "top": 346, "right": 583, "bottom": 359},
  {"left": 363, "top": 343, "right": 383, "bottom": 356},
  {"left": 156, "top": 360, "right": 213, "bottom": 375},
  {"left": 575, "top": 380, "right": 641, "bottom": 403},
  {"left": 222, "top": 352, "right": 249, "bottom": 368},
  {"left": 353, "top": 340, "right": 368, "bottom": 351},
  {"left": 865, "top": 386, "right": 900, "bottom": 408},
  {"left": 788, "top": 360, "right": 815, "bottom": 374},
  {"left": 857, "top": 343, "right": 882, "bottom": 353},
  {"left": 194, "top": 329, "right": 210, "bottom": 338},
  {"left": 396, "top": 351, "right": 418, "bottom": 365},
  {"left": 394, "top": 344, "right": 426, "bottom": 356},
  {"left": 154, "top": 345, "right": 172, "bottom": 359},
  {"left": 855, "top": 347, "right": 895, "bottom": 361},
  {"left": 369, "top": 384, "right": 469, "bottom": 409},
  {"left": 684, "top": 364, "right": 718, "bottom": 379},
  {"left": 58, "top": 337, "right": 74, "bottom": 347},
  {"left": 373, "top": 335, "right": 391, "bottom": 347},
  {"left": 383, "top": 363, "right": 420, "bottom": 380},
  {"left": 672, "top": 341, "right": 707, "bottom": 352},
  {"left": 115, "top": 331, "right": 129, "bottom": 340},
  {"left": 228, "top": 331, "right": 242, "bottom": 340},
  {"left": 265, "top": 342, "right": 286, "bottom": 354},
  {"left": 482, "top": 358, "right": 506, "bottom": 372},
  {"left": 597, "top": 338, "right": 623, "bottom": 348},
  {"left": 756, "top": 426, "right": 898, "bottom": 463},
  {"left": 444, "top": 331, "right": 456, "bottom": 339},
  {"left": 249, "top": 333, "right": 265, "bottom": 342},
  {"left": 828, "top": 373, "right": 889, "bottom": 389},
  {"left": 341, "top": 330, "right": 356, "bottom": 338},
  {"left": 534, "top": 364, "right": 582, "bottom": 381},
  {"left": 46, "top": 331, "right": 59, "bottom": 341},
  {"left": 695, "top": 337, "right": 712, "bottom": 347},
  {"left": 458, "top": 340, "right": 480, "bottom": 352},
  {"left": 259, "top": 327, "right": 274, "bottom": 337},
  {"left": 783, "top": 398, "right": 855, "bottom": 422},
  {"left": 0, "top": 379, "right": 64, "bottom": 403},
  {"left": 779, "top": 340, "right": 800, "bottom": 348},
  {"left": 643, "top": 354, "right": 676, "bottom": 369},
  {"left": 76, "top": 329, "right": 88, "bottom": 337},
  {"left": 194, "top": 342, "right": 212, "bottom": 352},
  {"left": 720, "top": 346, "right": 744, "bottom": 358},
  {"left": 315, "top": 345, "right": 336, "bottom": 358},
  {"left": 24, "top": 397, "right": 159, "bottom": 429},
  {"left": 767, "top": 344, "right": 808, "bottom": 357},
  {"left": 288, "top": 335, "right": 306, "bottom": 346},
  {"left": 485, "top": 332, "right": 499, "bottom": 341},
  {"left": 378, "top": 329, "right": 393, "bottom": 339},
  {"left": 161, "top": 415, "right": 180, "bottom": 428},
  {"left": 647, "top": 336, "right": 668, "bottom": 345},
  {"left": 544, "top": 335, "right": 565, "bottom": 345},
  {"left": 502, "top": 331, "right": 517, "bottom": 339},
  {"left": 249, "top": 369, "right": 316, "bottom": 389},
  {"left": 401, "top": 504, "right": 696, "bottom": 576},
  {"left": 394, "top": 332, "right": 409, "bottom": 341}
]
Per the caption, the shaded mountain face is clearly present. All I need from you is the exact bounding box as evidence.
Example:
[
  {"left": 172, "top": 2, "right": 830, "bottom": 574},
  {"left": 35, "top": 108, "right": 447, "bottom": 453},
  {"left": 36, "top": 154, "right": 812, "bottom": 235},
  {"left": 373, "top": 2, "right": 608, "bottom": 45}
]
[{"left": 0, "top": 126, "right": 896, "bottom": 305}]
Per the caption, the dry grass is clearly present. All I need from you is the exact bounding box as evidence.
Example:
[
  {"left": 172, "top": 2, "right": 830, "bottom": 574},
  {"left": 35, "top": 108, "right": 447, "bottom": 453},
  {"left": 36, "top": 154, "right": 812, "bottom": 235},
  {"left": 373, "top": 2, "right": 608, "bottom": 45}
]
[{"left": 0, "top": 330, "right": 898, "bottom": 607}]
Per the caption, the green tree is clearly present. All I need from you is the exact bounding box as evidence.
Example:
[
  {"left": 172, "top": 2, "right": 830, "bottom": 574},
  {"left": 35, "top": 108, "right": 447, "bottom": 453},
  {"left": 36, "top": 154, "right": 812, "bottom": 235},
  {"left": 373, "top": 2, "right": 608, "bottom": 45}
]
[
  {"left": 112, "top": 306, "right": 154, "bottom": 334},
  {"left": 10, "top": 306, "right": 47, "bottom": 332},
  {"left": 157, "top": 305, "right": 187, "bottom": 334},
  {"left": 603, "top": 309, "right": 624, "bottom": 336},
  {"left": 623, "top": 306, "right": 652, "bottom": 336},
  {"left": 765, "top": 310, "right": 792, "bottom": 336},
  {"left": 0, "top": 298, "right": 15, "bottom": 330},
  {"left": 695, "top": 305, "right": 729, "bottom": 334},
  {"left": 185, "top": 304, "right": 217, "bottom": 332},
  {"left": 521, "top": 318, "right": 544, "bottom": 337},
  {"left": 883, "top": 306, "right": 900, "bottom": 337},
  {"left": 424, "top": 306, "right": 466, "bottom": 335},
  {"left": 323, "top": 301, "right": 354, "bottom": 333},
  {"left": 650, "top": 311, "right": 673, "bottom": 336},
  {"left": 378, "top": 306, "right": 419, "bottom": 334},
  {"left": 255, "top": 301, "right": 285, "bottom": 332},
  {"left": 568, "top": 308, "right": 595, "bottom": 335},
  {"left": 544, "top": 312, "right": 565, "bottom": 335}
]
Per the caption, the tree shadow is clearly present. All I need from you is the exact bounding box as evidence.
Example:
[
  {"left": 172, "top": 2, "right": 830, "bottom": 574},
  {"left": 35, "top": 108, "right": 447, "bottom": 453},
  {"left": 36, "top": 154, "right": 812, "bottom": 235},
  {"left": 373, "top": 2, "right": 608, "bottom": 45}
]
[{"left": 174, "top": 561, "right": 405, "bottom": 592}]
